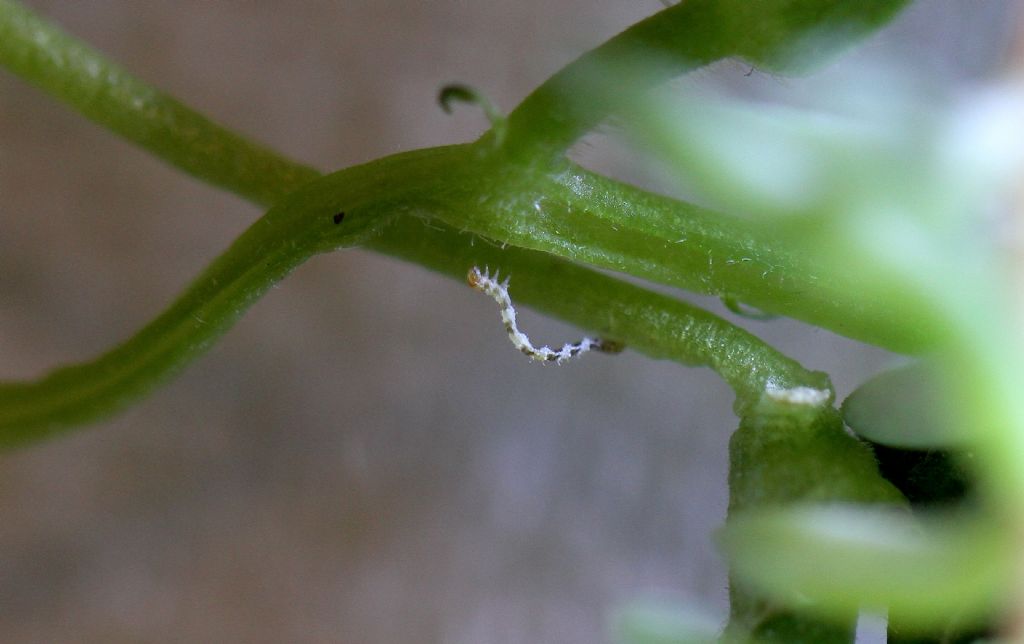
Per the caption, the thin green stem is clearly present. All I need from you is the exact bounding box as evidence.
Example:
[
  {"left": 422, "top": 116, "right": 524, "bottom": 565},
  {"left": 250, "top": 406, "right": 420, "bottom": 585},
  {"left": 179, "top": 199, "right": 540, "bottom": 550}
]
[
  {"left": 0, "top": 0, "right": 317, "bottom": 206},
  {"left": 371, "top": 217, "right": 829, "bottom": 410},
  {"left": 0, "top": 144, "right": 450, "bottom": 444}
]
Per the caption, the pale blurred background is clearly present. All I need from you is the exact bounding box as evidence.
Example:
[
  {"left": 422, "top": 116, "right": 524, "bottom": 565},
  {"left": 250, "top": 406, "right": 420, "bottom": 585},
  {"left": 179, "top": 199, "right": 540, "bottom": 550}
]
[{"left": 0, "top": 2, "right": 1016, "bottom": 642}]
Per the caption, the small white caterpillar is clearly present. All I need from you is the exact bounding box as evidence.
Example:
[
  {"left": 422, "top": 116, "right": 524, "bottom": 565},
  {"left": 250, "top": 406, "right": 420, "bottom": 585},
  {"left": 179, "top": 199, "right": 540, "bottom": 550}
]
[{"left": 467, "top": 266, "right": 621, "bottom": 364}]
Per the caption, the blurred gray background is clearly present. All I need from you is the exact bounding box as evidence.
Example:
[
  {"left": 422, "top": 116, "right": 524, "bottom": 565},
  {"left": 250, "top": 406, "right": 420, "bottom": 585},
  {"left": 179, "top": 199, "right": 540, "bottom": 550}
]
[{"left": 0, "top": 1, "right": 1017, "bottom": 642}]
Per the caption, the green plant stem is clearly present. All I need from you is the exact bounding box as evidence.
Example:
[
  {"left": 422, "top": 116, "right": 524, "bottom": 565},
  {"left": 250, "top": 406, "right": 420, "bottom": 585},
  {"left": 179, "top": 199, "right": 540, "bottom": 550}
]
[
  {"left": 725, "top": 405, "right": 906, "bottom": 642},
  {"left": 0, "top": 0, "right": 318, "bottom": 207},
  {"left": 0, "top": 0, "right": 930, "bottom": 353},
  {"left": 0, "top": 140, "right": 826, "bottom": 445},
  {"left": 372, "top": 217, "right": 830, "bottom": 408},
  {"left": 0, "top": 0, "right": 857, "bottom": 446},
  {"left": 0, "top": 2, "right": 917, "bottom": 638},
  {"left": 0, "top": 144, "right": 442, "bottom": 444},
  {"left": 432, "top": 159, "right": 935, "bottom": 352},
  {"left": 0, "top": 0, "right": 925, "bottom": 442},
  {"left": 503, "top": 0, "right": 910, "bottom": 162}
]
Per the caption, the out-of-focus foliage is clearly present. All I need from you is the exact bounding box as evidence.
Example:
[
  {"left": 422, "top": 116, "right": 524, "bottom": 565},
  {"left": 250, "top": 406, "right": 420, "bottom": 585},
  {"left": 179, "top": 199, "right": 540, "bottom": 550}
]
[
  {"left": 7, "top": 0, "right": 1022, "bottom": 641},
  {"left": 624, "top": 55, "right": 1024, "bottom": 637}
]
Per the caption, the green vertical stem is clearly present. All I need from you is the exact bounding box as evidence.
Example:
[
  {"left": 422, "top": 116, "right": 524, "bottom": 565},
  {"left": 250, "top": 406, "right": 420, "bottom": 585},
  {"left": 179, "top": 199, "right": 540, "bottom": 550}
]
[{"left": 725, "top": 404, "right": 905, "bottom": 642}]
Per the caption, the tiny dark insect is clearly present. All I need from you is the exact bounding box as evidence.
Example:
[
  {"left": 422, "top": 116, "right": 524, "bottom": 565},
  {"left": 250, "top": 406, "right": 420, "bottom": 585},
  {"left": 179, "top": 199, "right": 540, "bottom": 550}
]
[{"left": 332, "top": 211, "right": 345, "bottom": 224}]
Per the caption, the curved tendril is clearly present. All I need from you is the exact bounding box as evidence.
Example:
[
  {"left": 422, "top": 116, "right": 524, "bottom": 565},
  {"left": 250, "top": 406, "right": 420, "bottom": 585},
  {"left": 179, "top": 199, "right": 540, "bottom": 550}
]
[{"left": 438, "top": 83, "right": 508, "bottom": 147}]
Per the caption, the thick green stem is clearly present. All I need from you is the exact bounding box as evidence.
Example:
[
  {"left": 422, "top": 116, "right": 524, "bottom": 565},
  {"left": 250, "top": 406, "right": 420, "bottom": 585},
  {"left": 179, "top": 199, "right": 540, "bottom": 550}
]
[
  {"left": 725, "top": 405, "right": 906, "bottom": 642},
  {"left": 0, "top": 142, "right": 824, "bottom": 445},
  {"left": 433, "top": 159, "right": 936, "bottom": 352},
  {"left": 504, "top": 0, "right": 910, "bottom": 162},
  {"left": 372, "top": 217, "right": 829, "bottom": 410}
]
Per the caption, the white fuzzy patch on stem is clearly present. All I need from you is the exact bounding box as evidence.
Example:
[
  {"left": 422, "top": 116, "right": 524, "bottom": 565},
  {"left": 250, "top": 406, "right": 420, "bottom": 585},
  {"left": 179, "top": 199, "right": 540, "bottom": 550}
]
[{"left": 764, "top": 380, "right": 830, "bottom": 406}]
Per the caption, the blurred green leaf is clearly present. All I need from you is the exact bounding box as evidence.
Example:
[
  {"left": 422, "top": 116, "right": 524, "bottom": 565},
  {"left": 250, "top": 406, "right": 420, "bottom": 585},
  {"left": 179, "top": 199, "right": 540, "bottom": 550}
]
[
  {"left": 721, "top": 0, "right": 912, "bottom": 73},
  {"left": 613, "top": 600, "right": 721, "bottom": 644},
  {"left": 504, "top": 0, "right": 910, "bottom": 158},
  {"left": 726, "top": 405, "right": 904, "bottom": 640},
  {"left": 842, "top": 361, "right": 966, "bottom": 449},
  {"left": 721, "top": 505, "right": 1011, "bottom": 630}
]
